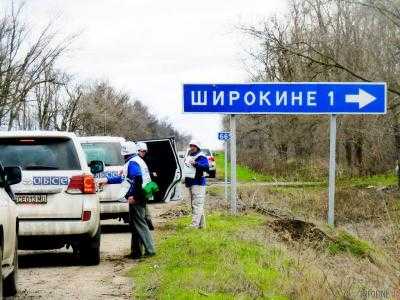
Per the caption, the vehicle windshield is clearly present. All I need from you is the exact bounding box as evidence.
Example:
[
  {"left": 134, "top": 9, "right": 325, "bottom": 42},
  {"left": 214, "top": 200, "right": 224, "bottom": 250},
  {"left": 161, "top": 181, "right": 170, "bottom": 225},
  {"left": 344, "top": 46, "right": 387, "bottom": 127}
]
[
  {"left": 81, "top": 142, "right": 124, "bottom": 167},
  {"left": 0, "top": 138, "right": 81, "bottom": 170},
  {"left": 202, "top": 149, "right": 212, "bottom": 156}
]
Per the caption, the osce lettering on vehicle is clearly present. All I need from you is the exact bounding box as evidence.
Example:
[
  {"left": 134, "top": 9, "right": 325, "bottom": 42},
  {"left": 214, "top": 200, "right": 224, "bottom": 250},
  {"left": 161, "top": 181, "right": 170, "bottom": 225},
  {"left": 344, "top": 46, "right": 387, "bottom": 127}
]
[
  {"left": 94, "top": 171, "right": 119, "bottom": 179},
  {"left": 33, "top": 176, "right": 69, "bottom": 186},
  {"left": 183, "top": 83, "right": 386, "bottom": 114}
]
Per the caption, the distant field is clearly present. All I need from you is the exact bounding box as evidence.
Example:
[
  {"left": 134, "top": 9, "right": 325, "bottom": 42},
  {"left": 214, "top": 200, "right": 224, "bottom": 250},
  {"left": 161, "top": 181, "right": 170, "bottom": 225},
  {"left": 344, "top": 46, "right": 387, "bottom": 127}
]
[
  {"left": 214, "top": 151, "right": 274, "bottom": 182},
  {"left": 213, "top": 151, "right": 398, "bottom": 188}
]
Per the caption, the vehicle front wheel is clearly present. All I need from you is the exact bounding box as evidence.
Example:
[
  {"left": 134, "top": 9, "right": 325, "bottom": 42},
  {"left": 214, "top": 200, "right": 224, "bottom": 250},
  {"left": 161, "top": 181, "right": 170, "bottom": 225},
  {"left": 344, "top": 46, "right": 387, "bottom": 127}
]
[
  {"left": 79, "top": 227, "right": 101, "bottom": 266},
  {"left": 4, "top": 233, "right": 18, "bottom": 297}
]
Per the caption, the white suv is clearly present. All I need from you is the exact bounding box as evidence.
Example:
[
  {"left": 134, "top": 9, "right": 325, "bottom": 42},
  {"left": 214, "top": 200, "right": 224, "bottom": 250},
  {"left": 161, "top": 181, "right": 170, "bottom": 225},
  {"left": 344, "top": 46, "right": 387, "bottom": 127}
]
[
  {"left": 79, "top": 136, "right": 182, "bottom": 222},
  {"left": 0, "top": 131, "right": 104, "bottom": 265},
  {"left": 201, "top": 148, "right": 216, "bottom": 178},
  {"left": 79, "top": 136, "right": 127, "bottom": 221},
  {"left": 0, "top": 164, "right": 21, "bottom": 297}
]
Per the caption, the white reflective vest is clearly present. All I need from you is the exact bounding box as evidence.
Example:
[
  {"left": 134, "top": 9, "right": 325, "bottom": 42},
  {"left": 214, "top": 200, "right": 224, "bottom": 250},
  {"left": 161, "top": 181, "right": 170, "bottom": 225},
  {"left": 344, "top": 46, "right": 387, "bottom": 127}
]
[
  {"left": 118, "top": 155, "right": 151, "bottom": 200},
  {"left": 130, "top": 155, "right": 151, "bottom": 188},
  {"left": 183, "top": 152, "right": 207, "bottom": 179}
]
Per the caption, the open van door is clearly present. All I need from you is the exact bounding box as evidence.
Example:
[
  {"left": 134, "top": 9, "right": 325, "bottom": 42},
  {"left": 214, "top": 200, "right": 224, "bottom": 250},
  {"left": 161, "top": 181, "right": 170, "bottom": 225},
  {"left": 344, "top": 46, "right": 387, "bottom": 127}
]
[{"left": 139, "top": 138, "right": 182, "bottom": 203}]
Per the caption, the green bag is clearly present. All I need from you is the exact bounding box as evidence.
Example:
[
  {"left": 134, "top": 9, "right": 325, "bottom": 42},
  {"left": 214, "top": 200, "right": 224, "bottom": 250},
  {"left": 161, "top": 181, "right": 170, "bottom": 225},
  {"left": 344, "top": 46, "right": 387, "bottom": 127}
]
[{"left": 143, "top": 181, "right": 159, "bottom": 200}]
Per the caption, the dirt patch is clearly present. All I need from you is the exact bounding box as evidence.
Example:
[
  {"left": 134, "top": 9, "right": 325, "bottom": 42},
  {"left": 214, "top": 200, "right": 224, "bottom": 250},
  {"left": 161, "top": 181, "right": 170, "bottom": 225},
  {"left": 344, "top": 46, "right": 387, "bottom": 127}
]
[
  {"left": 269, "top": 218, "right": 333, "bottom": 244},
  {"left": 159, "top": 208, "right": 190, "bottom": 219},
  {"left": 16, "top": 230, "right": 135, "bottom": 300}
]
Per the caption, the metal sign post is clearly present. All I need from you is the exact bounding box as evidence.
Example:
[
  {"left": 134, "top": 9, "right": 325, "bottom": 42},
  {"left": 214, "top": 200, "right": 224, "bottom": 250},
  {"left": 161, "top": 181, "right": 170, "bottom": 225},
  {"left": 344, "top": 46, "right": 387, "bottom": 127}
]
[
  {"left": 328, "top": 114, "right": 337, "bottom": 226},
  {"left": 230, "top": 115, "right": 237, "bottom": 214},
  {"left": 218, "top": 131, "right": 231, "bottom": 204},
  {"left": 224, "top": 140, "right": 228, "bottom": 202}
]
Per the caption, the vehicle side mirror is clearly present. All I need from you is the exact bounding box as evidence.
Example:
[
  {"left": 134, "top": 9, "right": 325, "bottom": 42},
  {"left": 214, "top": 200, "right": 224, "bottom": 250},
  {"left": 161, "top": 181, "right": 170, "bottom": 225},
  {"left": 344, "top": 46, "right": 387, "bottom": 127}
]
[
  {"left": 4, "top": 166, "right": 22, "bottom": 186},
  {"left": 89, "top": 160, "right": 104, "bottom": 174}
]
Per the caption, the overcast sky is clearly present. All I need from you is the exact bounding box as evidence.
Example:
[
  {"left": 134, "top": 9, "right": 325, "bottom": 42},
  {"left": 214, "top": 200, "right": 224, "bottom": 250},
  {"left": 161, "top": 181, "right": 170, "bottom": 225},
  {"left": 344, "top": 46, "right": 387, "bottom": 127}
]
[{"left": 5, "top": 0, "right": 286, "bottom": 149}]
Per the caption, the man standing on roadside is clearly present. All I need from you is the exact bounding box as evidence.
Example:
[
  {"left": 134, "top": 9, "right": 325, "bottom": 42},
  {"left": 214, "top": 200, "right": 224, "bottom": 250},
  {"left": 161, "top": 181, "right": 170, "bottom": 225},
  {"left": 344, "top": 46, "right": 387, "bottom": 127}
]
[
  {"left": 100, "top": 141, "right": 155, "bottom": 258},
  {"left": 184, "top": 140, "right": 209, "bottom": 229},
  {"left": 137, "top": 141, "right": 154, "bottom": 230}
]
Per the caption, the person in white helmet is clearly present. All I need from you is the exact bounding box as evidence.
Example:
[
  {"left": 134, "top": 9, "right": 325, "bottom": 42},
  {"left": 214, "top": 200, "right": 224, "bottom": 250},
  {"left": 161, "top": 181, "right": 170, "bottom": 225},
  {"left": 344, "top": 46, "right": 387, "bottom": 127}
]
[
  {"left": 137, "top": 142, "right": 148, "bottom": 158},
  {"left": 184, "top": 140, "right": 209, "bottom": 228},
  {"left": 100, "top": 141, "right": 155, "bottom": 258},
  {"left": 136, "top": 141, "right": 154, "bottom": 231}
]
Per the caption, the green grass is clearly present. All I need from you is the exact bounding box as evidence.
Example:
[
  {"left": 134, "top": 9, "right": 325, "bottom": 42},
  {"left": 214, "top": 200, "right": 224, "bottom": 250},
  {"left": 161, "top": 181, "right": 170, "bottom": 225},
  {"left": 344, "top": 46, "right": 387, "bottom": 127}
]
[
  {"left": 214, "top": 152, "right": 274, "bottom": 182},
  {"left": 337, "top": 173, "right": 397, "bottom": 188},
  {"left": 328, "top": 231, "right": 373, "bottom": 258},
  {"left": 129, "top": 213, "right": 291, "bottom": 299},
  {"left": 214, "top": 151, "right": 398, "bottom": 188}
]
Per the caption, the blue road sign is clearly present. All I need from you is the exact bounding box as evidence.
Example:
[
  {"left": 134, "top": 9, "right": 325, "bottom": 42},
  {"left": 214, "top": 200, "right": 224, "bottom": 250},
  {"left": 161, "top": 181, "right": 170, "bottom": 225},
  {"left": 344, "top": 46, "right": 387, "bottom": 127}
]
[
  {"left": 183, "top": 83, "right": 386, "bottom": 114},
  {"left": 218, "top": 131, "right": 231, "bottom": 141}
]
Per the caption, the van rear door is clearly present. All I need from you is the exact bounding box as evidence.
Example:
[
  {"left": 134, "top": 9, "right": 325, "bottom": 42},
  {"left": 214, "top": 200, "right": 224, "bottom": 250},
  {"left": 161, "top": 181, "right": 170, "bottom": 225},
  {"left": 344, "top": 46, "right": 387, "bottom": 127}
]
[{"left": 139, "top": 138, "right": 181, "bottom": 202}]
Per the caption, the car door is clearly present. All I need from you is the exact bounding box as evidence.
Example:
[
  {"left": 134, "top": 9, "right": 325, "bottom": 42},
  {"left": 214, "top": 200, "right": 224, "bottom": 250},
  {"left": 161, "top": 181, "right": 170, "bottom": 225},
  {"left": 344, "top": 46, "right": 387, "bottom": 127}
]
[
  {"left": 0, "top": 165, "right": 16, "bottom": 264},
  {"left": 138, "top": 138, "right": 182, "bottom": 202},
  {"left": 0, "top": 166, "right": 10, "bottom": 264}
]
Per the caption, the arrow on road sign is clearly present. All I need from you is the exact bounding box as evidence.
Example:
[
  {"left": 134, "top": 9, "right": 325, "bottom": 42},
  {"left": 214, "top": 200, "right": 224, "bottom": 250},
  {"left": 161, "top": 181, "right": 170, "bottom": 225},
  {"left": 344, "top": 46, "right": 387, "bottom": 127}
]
[{"left": 345, "top": 89, "right": 376, "bottom": 109}]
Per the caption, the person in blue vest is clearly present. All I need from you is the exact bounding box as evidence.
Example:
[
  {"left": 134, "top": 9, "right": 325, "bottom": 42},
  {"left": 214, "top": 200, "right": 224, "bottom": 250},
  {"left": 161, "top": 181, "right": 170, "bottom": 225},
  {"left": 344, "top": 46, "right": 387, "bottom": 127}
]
[
  {"left": 184, "top": 140, "right": 209, "bottom": 228},
  {"left": 99, "top": 141, "right": 155, "bottom": 258}
]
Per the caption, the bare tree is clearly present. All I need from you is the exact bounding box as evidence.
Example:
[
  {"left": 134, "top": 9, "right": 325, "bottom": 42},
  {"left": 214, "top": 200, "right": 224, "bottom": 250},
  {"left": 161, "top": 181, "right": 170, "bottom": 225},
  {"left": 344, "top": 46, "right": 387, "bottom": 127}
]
[
  {"left": 0, "top": 1, "right": 190, "bottom": 149},
  {"left": 0, "top": 2, "right": 75, "bottom": 129},
  {"left": 236, "top": 0, "right": 400, "bottom": 178},
  {"left": 64, "top": 81, "right": 191, "bottom": 146}
]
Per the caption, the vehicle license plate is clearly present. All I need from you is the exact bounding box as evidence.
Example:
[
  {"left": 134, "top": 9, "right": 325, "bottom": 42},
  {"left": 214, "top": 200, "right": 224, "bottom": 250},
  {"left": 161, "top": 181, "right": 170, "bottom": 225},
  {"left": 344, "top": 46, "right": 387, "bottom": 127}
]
[{"left": 15, "top": 194, "right": 47, "bottom": 204}]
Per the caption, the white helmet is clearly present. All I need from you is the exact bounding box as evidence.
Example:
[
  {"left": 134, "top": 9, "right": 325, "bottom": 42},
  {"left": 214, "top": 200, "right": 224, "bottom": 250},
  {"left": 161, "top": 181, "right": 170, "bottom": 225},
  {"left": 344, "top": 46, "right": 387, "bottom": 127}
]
[
  {"left": 137, "top": 142, "right": 148, "bottom": 152},
  {"left": 120, "top": 141, "right": 138, "bottom": 156},
  {"left": 189, "top": 140, "right": 201, "bottom": 150}
]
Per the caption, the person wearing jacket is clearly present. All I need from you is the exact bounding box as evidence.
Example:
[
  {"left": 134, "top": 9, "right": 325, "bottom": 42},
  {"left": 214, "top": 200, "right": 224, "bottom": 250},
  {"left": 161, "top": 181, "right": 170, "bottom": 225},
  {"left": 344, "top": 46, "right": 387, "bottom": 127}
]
[
  {"left": 184, "top": 140, "right": 209, "bottom": 229},
  {"left": 99, "top": 141, "right": 155, "bottom": 258},
  {"left": 136, "top": 142, "right": 154, "bottom": 231}
]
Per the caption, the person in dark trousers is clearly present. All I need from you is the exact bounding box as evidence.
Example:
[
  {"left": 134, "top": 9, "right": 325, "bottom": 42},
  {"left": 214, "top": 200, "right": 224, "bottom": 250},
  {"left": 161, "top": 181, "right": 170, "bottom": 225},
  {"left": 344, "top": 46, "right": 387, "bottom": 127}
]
[
  {"left": 136, "top": 142, "right": 154, "bottom": 230},
  {"left": 100, "top": 141, "right": 155, "bottom": 258},
  {"left": 184, "top": 140, "right": 209, "bottom": 228}
]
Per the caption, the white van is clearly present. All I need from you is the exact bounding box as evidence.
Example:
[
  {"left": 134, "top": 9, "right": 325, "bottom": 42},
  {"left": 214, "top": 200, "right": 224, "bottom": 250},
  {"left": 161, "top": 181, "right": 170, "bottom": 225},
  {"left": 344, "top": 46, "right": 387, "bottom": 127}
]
[
  {"left": 79, "top": 136, "right": 127, "bottom": 221},
  {"left": 79, "top": 137, "right": 182, "bottom": 221},
  {"left": 0, "top": 164, "right": 21, "bottom": 297},
  {"left": 0, "top": 131, "right": 104, "bottom": 265}
]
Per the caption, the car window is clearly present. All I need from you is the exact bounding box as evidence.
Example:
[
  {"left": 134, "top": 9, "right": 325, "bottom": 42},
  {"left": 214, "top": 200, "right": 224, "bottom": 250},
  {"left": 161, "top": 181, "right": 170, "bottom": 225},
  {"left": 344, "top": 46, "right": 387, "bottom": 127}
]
[
  {"left": 81, "top": 142, "right": 124, "bottom": 166},
  {"left": 0, "top": 138, "right": 81, "bottom": 170},
  {"left": 202, "top": 149, "right": 212, "bottom": 156}
]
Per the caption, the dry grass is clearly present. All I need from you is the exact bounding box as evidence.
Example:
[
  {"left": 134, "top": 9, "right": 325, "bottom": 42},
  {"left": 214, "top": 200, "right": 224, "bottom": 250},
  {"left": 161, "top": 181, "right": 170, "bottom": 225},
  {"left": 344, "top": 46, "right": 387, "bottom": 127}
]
[{"left": 203, "top": 184, "right": 400, "bottom": 299}]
